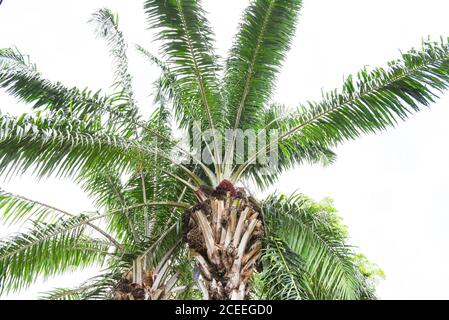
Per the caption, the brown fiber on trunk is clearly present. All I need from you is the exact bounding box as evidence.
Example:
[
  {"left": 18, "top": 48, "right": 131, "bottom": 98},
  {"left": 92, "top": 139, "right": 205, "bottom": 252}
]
[
  {"left": 183, "top": 183, "right": 264, "bottom": 300},
  {"left": 112, "top": 269, "right": 179, "bottom": 300}
]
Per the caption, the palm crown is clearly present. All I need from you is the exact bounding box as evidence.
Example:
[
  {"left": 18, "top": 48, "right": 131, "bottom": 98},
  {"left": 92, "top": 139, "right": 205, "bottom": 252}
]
[{"left": 1, "top": 0, "right": 448, "bottom": 300}]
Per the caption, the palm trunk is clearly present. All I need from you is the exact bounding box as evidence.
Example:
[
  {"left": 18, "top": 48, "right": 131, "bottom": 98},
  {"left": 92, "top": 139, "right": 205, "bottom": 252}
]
[
  {"left": 183, "top": 184, "right": 264, "bottom": 300},
  {"left": 113, "top": 241, "right": 182, "bottom": 300},
  {"left": 112, "top": 270, "right": 179, "bottom": 300}
]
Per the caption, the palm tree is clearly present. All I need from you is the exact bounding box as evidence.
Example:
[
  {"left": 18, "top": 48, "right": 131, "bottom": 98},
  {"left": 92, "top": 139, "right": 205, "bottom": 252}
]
[{"left": 0, "top": 0, "right": 447, "bottom": 300}]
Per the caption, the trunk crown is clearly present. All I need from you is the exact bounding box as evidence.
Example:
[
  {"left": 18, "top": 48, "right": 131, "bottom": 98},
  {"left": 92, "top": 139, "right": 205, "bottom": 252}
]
[{"left": 184, "top": 184, "right": 264, "bottom": 300}]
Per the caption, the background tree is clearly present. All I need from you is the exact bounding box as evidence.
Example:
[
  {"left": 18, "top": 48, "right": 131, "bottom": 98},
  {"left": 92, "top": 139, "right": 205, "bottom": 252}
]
[{"left": 1, "top": 0, "right": 448, "bottom": 299}]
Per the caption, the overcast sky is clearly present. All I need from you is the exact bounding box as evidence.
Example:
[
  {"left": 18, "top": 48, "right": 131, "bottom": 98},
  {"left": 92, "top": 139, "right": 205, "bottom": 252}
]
[{"left": 1, "top": 0, "right": 449, "bottom": 299}]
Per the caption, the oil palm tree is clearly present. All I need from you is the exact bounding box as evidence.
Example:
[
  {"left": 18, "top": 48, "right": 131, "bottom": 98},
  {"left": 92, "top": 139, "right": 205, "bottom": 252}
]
[{"left": 0, "top": 0, "right": 448, "bottom": 300}]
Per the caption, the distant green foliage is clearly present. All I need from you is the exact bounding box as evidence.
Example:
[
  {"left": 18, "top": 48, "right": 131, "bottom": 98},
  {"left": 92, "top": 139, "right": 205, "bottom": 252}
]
[{"left": 255, "top": 194, "right": 380, "bottom": 299}]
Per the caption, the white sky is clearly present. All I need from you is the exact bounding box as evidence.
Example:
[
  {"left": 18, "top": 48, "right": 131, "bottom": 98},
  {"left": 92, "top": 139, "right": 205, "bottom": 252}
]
[{"left": 1, "top": 0, "right": 449, "bottom": 299}]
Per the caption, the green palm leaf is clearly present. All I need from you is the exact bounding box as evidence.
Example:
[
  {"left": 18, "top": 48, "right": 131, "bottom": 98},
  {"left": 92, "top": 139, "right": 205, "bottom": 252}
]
[
  {"left": 0, "top": 112, "right": 139, "bottom": 180},
  {"left": 233, "top": 39, "right": 449, "bottom": 182},
  {"left": 242, "top": 103, "right": 337, "bottom": 189},
  {"left": 0, "top": 188, "right": 65, "bottom": 225},
  {"left": 0, "top": 48, "right": 112, "bottom": 119},
  {"left": 224, "top": 0, "right": 302, "bottom": 132},
  {"left": 41, "top": 262, "right": 130, "bottom": 300},
  {"left": 0, "top": 189, "right": 122, "bottom": 249},
  {"left": 90, "top": 8, "right": 139, "bottom": 121},
  {"left": 144, "top": 0, "right": 223, "bottom": 130},
  {"left": 281, "top": 40, "right": 449, "bottom": 147},
  {"left": 261, "top": 193, "right": 377, "bottom": 300},
  {"left": 0, "top": 216, "right": 109, "bottom": 294},
  {"left": 255, "top": 236, "right": 309, "bottom": 300}
]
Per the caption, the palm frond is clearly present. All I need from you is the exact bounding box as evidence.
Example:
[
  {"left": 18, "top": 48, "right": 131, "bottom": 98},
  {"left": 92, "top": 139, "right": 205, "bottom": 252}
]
[
  {"left": 0, "top": 48, "right": 115, "bottom": 118},
  {"left": 0, "top": 47, "right": 36, "bottom": 71},
  {"left": 135, "top": 44, "right": 171, "bottom": 73},
  {"left": 0, "top": 188, "right": 65, "bottom": 225},
  {"left": 254, "top": 237, "right": 309, "bottom": 300},
  {"left": 0, "top": 217, "right": 109, "bottom": 295},
  {"left": 223, "top": 0, "right": 303, "bottom": 178},
  {"left": 0, "top": 48, "right": 200, "bottom": 165},
  {"left": 224, "top": 0, "right": 302, "bottom": 131},
  {"left": 41, "top": 262, "right": 129, "bottom": 300},
  {"left": 0, "top": 112, "right": 139, "bottom": 180},
  {"left": 282, "top": 39, "right": 449, "bottom": 143},
  {"left": 0, "top": 110, "right": 202, "bottom": 187},
  {"left": 40, "top": 287, "right": 86, "bottom": 300},
  {"left": 144, "top": 0, "right": 223, "bottom": 132},
  {"left": 90, "top": 9, "right": 138, "bottom": 120},
  {"left": 234, "top": 39, "right": 449, "bottom": 182},
  {"left": 136, "top": 44, "right": 186, "bottom": 118},
  {"left": 240, "top": 103, "right": 337, "bottom": 189},
  {"left": 0, "top": 189, "right": 122, "bottom": 249},
  {"left": 94, "top": 170, "right": 142, "bottom": 245},
  {"left": 141, "top": 95, "right": 174, "bottom": 237},
  {"left": 79, "top": 165, "right": 191, "bottom": 246},
  {"left": 262, "top": 193, "right": 377, "bottom": 299}
]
